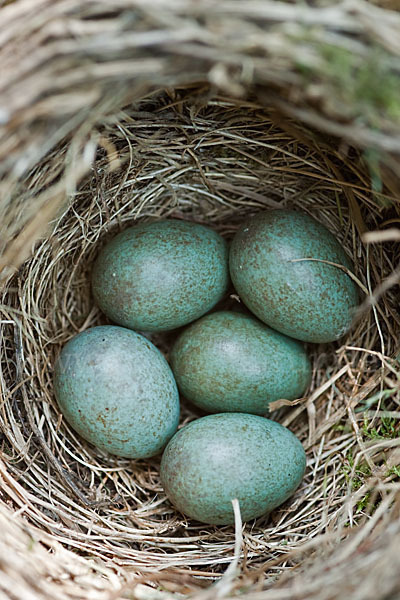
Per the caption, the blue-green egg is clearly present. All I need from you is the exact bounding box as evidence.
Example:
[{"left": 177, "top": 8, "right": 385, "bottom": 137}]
[
  {"left": 230, "top": 210, "right": 359, "bottom": 343},
  {"left": 91, "top": 219, "right": 229, "bottom": 332},
  {"left": 53, "top": 325, "right": 179, "bottom": 458},
  {"left": 160, "top": 413, "right": 306, "bottom": 525},
  {"left": 170, "top": 311, "right": 311, "bottom": 415}
]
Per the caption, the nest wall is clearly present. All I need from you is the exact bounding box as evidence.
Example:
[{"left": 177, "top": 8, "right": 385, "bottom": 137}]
[{"left": 1, "top": 2, "right": 400, "bottom": 600}]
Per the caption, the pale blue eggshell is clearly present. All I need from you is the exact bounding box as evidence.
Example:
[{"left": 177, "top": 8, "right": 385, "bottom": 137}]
[
  {"left": 160, "top": 413, "right": 306, "bottom": 525},
  {"left": 53, "top": 325, "right": 180, "bottom": 458},
  {"left": 91, "top": 220, "right": 229, "bottom": 332},
  {"left": 170, "top": 311, "right": 311, "bottom": 415},
  {"left": 229, "top": 210, "right": 359, "bottom": 343}
]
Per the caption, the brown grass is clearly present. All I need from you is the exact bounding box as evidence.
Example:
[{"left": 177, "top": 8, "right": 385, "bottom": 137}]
[
  {"left": 1, "top": 92, "right": 400, "bottom": 600},
  {"left": 1, "top": 1, "right": 400, "bottom": 599}
]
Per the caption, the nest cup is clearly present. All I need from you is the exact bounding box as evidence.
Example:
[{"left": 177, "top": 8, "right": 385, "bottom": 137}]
[{"left": 1, "top": 2, "right": 400, "bottom": 600}]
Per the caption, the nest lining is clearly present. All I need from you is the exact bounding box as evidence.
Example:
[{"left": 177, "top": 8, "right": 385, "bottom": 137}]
[{"left": 0, "top": 90, "right": 400, "bottom": 600}]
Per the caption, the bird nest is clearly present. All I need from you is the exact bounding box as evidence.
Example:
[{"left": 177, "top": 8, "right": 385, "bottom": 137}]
[{"left": 1, "top": 2, "right": 400, "bottom": 600}]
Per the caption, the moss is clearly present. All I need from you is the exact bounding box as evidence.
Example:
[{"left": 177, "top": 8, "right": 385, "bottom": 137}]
[
  {"left": 356, "top": 491, "right": 372, "bottom": 513},
  {"left": 341, "top": 453, "right": 375, "bottom": 515},
  {"left": 323, "top": 45, "right": 400, "bottom": 123},
  {"left": 331, "top": 423, "right": 352, "bottom": 433},
  {"left": 340, "top": 417, "right": 400, "bottom": 516},
  {"left": 387, "top": 465, "right": 400, "bottom": 479},
  {"left": 295, "top": 37, "right": 400, "bottom": 128},
  {"left": 342, "top": 452, "right": 371, "bottom": 491},
  {"left": 362, "top": 416, "right": 400, "bottom": 441}
]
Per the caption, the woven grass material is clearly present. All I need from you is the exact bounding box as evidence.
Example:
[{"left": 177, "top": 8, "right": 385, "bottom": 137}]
[
  {"left": 2, "top": 0, "right": 400, "bottom": 280},
  {"left": 1, "top": 1, "right": 400, "bottom": 600}
]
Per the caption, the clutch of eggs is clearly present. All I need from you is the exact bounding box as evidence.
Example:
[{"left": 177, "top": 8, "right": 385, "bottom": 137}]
[{"left": 53, "top": 211, "right": 359, "bottom": 524}]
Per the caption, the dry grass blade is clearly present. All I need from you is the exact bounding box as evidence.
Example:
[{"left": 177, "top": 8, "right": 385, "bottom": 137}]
[
  {"left": 0, "top": 1, "right": 400, "bottom": 599},
  {"left": 1, "top": 0, "right": 400, "bottom": 277},
  {"left": 363, "top": 228, "right": 400, "bottom": 243},
  {"left": 0, "top": 91, "right": 399, "bottom": 600}
]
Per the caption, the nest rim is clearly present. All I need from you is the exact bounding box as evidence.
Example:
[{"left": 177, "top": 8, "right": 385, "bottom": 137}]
[{"left": 0, "top": 88, "right": 399, "bottom": 600}]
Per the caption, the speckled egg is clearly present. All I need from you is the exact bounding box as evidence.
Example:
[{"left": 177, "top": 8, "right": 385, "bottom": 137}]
[
  {"left": 91, "top": 220, "right": 229, "bottom": 332},
  {"left": 170, "top": 311, "right": 311, "bottom": 415},
  {"left": 160, "top": 413, "right": 306, "bottom": 525},
  {"left": 53, "top": 325, "right": 180, "bottom": 458},
  {"left": 230, "top": 210, "right": 359, "bottom": 343}
]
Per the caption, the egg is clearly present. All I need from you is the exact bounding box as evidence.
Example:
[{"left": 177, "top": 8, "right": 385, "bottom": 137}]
[
  {"left": 91, "top": 219, "right": 229, "bottom": 332},
  {"left": 170, "top": 311, "right": 311, "bottom": 415},
  {"left": 160, "top": 413, "right": 306, "bottom": 525},
  {"left": 229, "top": 210, "right": 359, "bottom": 343},
  {"left": 53, "top": 326, "right": 180, "bottom": 458}
]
